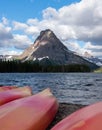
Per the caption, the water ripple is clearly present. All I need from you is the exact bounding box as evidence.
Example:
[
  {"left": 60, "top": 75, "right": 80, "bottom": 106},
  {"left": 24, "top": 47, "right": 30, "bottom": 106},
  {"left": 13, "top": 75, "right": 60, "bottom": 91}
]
[{"left": 0, "top": 73, "right": 102, "bottom": 105}]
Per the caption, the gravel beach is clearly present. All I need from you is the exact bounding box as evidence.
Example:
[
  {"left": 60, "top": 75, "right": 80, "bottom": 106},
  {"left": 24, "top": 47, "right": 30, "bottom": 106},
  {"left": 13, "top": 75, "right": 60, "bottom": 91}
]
[{"left": 47, "top": 103, "right": 86, "bottom": 130}]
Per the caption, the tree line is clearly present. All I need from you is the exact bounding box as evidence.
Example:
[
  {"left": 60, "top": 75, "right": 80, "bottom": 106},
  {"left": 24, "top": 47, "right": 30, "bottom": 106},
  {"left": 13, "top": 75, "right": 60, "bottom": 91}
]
[{"left": 0, "top": 60, "right": 91, "bottom": 72}]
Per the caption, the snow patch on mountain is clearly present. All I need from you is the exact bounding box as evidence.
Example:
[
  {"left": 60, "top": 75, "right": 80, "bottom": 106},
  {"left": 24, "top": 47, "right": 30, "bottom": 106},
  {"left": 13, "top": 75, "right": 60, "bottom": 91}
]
[
  {"left": 81, "top": 52, "right": 102, "bottom": 66},
  {"left": 33, "top": 56, "right": 49, "bottom": 61}
]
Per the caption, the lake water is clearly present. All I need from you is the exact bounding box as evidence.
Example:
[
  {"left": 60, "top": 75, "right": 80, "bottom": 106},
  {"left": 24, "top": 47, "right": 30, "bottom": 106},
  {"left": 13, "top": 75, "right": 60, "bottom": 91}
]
[{"left": 0, "top": 73, "right": 102, "bottom": 105}]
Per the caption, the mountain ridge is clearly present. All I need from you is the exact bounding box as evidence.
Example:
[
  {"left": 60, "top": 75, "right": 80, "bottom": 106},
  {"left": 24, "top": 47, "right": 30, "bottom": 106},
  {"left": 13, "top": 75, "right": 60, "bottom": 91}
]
[{"left": 16, "top": 29, "right": 98, "bottom": 69}]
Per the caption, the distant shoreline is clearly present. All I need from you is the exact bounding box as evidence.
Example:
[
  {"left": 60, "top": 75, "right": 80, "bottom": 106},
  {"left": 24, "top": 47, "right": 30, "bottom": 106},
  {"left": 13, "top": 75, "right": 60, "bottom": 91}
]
[{"left": 0, "top": 60, "right": 93, "bottom": 72}]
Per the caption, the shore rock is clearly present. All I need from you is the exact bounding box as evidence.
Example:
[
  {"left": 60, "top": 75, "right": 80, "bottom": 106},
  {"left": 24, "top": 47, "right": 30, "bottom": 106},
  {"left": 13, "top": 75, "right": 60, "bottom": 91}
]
[{"left": 47, "top": 103, "right": 86, "bottom": 130}]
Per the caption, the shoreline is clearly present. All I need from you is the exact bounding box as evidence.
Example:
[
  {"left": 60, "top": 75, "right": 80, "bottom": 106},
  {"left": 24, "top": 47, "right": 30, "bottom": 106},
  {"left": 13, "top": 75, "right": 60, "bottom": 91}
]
[{"left": 47, "top": 103, "right": 86, "bottom": 129}]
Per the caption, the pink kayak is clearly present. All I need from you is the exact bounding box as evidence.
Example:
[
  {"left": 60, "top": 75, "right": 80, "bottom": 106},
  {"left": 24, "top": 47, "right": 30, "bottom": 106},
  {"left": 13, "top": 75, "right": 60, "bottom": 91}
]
[
  {"left": 0, "top": 86, "right": 17, "bottom": 92},
  {"left": 51, "top": 102, "right": 102, "bottom": 130},
  {"left": 0, "top": 88, "right": 58, "bottom": 130},
  {"left": 0, "top": 86, "right": 32, "bottom": 106}
]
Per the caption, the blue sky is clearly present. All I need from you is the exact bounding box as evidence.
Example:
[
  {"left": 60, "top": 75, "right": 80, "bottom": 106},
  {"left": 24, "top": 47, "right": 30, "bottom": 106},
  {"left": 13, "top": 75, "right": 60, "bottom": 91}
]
[
  {"left": 0, "top": 0, "right": 102, "bottom": 59},
  {"left": 0, "top": 0, "right": 80, "bottom": 21}
]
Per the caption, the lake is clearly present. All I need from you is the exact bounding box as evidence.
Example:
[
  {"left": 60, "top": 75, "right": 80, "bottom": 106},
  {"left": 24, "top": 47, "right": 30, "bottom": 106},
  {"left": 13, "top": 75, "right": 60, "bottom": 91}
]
[{"left": 0, "top": 73, "right": 102, "bottom": 105}]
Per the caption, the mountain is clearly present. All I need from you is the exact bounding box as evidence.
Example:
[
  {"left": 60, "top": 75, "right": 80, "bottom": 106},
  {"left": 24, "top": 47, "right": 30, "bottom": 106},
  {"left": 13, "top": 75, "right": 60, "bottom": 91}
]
[
  {"left": 17, "top": 29, "right": 69, "bottom": 64},
  {"left": 0, "top": 55, "right": 13, "bottom": 61},
  {"left": 82, "top": 52, "right": 102, "bottom": 66},
  {"left": 17, "top": 29, "right": 98, "bottom": 69}
]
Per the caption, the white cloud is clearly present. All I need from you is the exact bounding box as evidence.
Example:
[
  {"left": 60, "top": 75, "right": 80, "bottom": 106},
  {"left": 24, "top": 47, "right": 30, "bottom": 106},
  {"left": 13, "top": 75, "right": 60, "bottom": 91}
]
[
  {"left": 40, "top": 0, "right": 102, "bottom": 44},
  {"left": 39, "top": 0, "right": 102, "bottom": 57},
  {"left": 42, "top": 7, "right": 59, "bottom": 20},
  {"left": 63, "top": 41, "right": 102, "bottom": 58},
  {"left": 2, "top": 17, "right": 9, "bottom": 25},
  {"left": 83, "top": 42, "right": 102, "bottom": 57},
  {"left": 0, "top": 33, "right": 32, "bottom": 50},
  {"left": 13, "top": 21, "right": 28, "bottom": 30},
  {"left": 0, "top": 20, "right": 32, "bottom": 51},
  {"left": 64, "top": 41, "right": 89, "bottom": 56},
  {"left": 0, "top": 0, "right": 102, "bottom": 58},
  {"left": 11, "top": 34, "right": 32, "bottom": 49},
  {"left": 0, "top": 48, "right": 22, "bottom": 55},
  {"left": 25, "top": 26, "right": 39, "bottom": 35},
  {"left": 84, "top": 42, "right": 102, "bottom": 50},
  {"left": 92, "top": 51, "right": 102, "bottom": 58},
  {"left": 64, "top": 41, "right": 81, "bottom": 51},
  {"left": 27, "top": 18, "right": 39, "bottom": 25},
  {"left": 0, "top": 22, "right": 13, "bottom": 48}
]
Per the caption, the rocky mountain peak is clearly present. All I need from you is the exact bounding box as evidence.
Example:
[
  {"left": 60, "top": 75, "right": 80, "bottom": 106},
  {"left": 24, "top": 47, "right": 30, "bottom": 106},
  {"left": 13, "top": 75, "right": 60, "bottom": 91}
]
[
  {"left": 33, "top": 29, "right": 64, "bottom": 47},
  {"left": 31, "top": 29, "right": 68, "bottom": 55},
  {"left": 35, "top": 29, "right": 56, "bottom": 41},
  {"left": 84, "top": 51, "right": 93, "bottom": 58},
  {"left": 17, "top": 29, "right": 98, "bottom": 69}
]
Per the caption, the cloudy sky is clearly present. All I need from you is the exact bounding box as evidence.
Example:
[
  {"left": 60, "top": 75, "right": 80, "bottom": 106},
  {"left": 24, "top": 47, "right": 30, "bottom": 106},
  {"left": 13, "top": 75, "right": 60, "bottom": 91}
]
[{"left": 0, "top": 0, "right": 102, "bottom": 59}]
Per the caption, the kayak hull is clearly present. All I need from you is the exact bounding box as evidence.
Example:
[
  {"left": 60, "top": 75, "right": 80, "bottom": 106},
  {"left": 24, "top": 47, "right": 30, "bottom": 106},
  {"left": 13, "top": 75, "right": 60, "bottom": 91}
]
[
  {"left": 51, "top": 102, "right": 102, "bottom": 130},
  {"left": 0, "top": 88, "right": 59, "bottom": 130},
  {"left": 0, "top": 86, "right": 32, "bottom": 106}
]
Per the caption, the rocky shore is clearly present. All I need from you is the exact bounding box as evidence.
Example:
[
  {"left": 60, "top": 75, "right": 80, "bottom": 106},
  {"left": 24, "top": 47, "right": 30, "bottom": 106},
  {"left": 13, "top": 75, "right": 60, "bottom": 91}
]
[{"left": 47, "top": 103, "right": 86, "bottom": 130}]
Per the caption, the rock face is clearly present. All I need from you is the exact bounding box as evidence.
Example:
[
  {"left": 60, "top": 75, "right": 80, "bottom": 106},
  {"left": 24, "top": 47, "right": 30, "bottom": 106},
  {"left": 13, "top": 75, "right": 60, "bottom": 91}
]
[
  {"left": 83, "top": 52, "right": 102, "bottom": 66},
  {"left": 18, "top": 29, "right": 98, "bottom": 68},
  {"left": 18, "top": 29, "right": 69, "bottom": 64}
]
